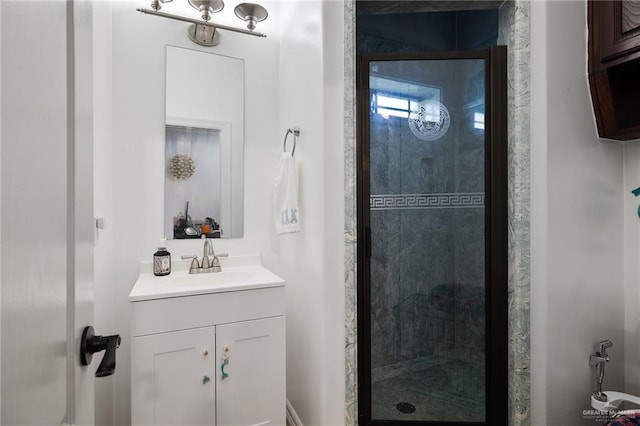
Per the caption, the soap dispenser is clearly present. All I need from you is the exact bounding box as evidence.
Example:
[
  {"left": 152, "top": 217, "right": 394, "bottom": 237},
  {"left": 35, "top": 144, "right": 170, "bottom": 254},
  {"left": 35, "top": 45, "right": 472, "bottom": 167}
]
[{"left": 153, "top": 240, "right": 171, "bottom": 276}]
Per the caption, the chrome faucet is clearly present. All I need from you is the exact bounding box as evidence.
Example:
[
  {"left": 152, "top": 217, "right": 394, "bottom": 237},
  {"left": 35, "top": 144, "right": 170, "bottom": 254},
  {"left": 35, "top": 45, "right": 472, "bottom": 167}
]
[
  {"left": 202, "top": 238, "right": 214, "bottom": 269},
  {"left": 181, "top": 238, "right": 228, "bottom": 274},
  {"left": 590, "top": 340, "right": 613, "bottom": 402}
]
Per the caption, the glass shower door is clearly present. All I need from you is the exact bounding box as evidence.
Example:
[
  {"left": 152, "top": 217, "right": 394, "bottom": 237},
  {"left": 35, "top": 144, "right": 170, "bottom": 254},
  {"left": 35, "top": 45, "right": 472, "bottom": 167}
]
[{"left": 357, "top": 48, "right": 508, "bottom": 425}]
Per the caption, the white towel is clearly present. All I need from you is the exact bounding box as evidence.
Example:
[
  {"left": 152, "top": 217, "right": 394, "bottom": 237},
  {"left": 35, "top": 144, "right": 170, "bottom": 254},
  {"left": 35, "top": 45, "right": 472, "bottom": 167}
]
[{"left": 273, "top": 152, "right": 300, "bottom": 234}]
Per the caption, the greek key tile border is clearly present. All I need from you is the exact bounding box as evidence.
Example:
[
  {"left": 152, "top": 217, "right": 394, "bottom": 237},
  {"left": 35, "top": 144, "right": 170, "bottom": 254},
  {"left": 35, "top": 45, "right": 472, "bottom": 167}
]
[{"left": 370, "top": 193, "right": 485, "bottom": 210}]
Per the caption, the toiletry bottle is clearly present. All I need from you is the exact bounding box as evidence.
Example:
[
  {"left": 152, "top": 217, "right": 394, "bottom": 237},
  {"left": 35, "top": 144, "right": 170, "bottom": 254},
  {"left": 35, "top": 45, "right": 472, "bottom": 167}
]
[{"left": 153, "top": 242, "right": 171, "bottom": 276}]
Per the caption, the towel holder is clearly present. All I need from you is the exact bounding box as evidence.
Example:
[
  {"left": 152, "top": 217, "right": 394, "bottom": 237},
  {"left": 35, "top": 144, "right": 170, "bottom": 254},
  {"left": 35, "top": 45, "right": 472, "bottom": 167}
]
[{"left": 283, "top": 127, "right": 300, "bottom": 156}]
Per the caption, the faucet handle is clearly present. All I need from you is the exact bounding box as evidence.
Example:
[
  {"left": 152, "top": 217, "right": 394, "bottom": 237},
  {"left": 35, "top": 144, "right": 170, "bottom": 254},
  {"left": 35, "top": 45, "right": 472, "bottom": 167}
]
[
  {"left": 181, "top": 255, "right": 200, "bottom": 270},
  {"left": 590, "top": 354, "right": 609, "bottom": 366},
  {"left": 211, "top": 255, "right": 222, "bottom": 272}
]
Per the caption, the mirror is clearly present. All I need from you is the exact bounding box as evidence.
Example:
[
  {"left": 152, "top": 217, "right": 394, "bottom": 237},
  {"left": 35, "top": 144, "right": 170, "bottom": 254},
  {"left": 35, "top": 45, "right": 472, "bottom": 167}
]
[{"left": 164, "top": 46, "right": 244, "bottom": 239}]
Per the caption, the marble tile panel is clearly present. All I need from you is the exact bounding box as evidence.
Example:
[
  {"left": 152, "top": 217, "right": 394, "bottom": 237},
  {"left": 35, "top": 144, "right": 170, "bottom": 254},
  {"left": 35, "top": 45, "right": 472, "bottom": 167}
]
[
  {"left": 344, "top": 1, "right": 358, "bottom": 424},
  {"left": 500, "top": 2, "right": 532, "bottom": 426}
]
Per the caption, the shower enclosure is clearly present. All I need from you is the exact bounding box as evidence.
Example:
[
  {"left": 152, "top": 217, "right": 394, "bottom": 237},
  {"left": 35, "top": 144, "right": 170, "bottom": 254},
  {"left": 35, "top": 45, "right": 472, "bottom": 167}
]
[{"left": 357, "top": 48, "right": 508, "bottom": 425}]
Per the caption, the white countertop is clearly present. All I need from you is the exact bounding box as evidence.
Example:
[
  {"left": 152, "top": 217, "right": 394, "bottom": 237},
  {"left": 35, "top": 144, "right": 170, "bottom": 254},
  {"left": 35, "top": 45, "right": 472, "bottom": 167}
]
[{"left": 129, "top": 254, "right": 285, "bottom": 302}]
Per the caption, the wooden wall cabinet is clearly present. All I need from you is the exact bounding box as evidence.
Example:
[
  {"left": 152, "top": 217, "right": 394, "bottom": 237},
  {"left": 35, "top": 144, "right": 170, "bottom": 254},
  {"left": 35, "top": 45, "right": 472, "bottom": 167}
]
[{"left": 588, "top": 0, "right": 640, "bottom": 140}]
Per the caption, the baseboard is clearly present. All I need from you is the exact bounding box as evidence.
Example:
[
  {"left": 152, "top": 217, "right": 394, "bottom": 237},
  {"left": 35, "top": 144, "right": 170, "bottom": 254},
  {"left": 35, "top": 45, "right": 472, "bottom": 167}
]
[{"left": 286, "top": 399, "right": 303, "bottom": 426}]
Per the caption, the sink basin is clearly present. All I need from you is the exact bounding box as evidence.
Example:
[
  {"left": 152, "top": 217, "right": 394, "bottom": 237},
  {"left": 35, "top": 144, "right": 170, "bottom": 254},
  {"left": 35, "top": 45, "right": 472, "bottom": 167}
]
[{"left": 129, "top": 255, "right": 285, "bottom": 302}]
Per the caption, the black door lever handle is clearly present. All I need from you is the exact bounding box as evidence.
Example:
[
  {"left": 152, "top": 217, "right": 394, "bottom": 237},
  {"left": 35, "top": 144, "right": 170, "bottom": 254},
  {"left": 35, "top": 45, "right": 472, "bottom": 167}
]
[{"left": 80, "top": 326, "right": 122, "bottom": 377}]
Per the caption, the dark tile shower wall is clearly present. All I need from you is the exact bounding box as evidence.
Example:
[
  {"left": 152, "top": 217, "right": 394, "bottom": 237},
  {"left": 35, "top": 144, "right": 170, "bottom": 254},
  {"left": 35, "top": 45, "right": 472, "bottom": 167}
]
[
  {"left": 369, "top": 59, "right": 486, "bottom": 390},
  {"left": 357, "top": 9, "right": 499, "bottom": 54},
  {"left": 452, "top": 61, "right": 486, "bottom": 375}
]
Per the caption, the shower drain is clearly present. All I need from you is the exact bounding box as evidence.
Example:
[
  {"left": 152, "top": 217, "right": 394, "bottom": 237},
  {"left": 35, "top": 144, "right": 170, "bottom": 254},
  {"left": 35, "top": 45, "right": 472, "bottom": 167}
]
[{"left": 396, "top": 402, "right": 416, "bottom": 414}]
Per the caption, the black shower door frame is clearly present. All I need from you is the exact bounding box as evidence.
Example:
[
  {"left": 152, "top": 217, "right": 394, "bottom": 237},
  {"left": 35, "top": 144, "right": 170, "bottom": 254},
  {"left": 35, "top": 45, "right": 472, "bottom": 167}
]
[{"left": 356, "top": 47, "right": 508, "bottom": 426}]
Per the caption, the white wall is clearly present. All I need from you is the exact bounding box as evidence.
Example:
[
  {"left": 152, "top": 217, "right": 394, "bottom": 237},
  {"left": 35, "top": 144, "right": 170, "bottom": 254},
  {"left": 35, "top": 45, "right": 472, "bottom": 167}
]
[
  {"left": 109, "top": 2, "right": 280, "bottom": 423},
  {"left": 530, "top": 2, "right": 625, "bottom": 425},
  {"left": 276, "top": 1, "right": 345, "bottom": 424},
  {"left": 624, "top": 141, "right": 640, "bottom": 397},
  {"left": 320, "top": 1, "right": 347, "bottom": 423},
  {"left": 0, "top": 0, "right": 3, "bottom": 417},
  {"left": 107, "top": 2, "right": 346, "bottom": 424},
  {"left": 0, "top": 2, "right": 3, "bottom": 419}
]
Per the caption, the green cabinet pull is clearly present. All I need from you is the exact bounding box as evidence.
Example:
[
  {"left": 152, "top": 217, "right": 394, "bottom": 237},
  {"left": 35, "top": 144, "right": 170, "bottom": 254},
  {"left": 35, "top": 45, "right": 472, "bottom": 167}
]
[{"left": 221, "top": 345, "right": 230, "bottom": 380}]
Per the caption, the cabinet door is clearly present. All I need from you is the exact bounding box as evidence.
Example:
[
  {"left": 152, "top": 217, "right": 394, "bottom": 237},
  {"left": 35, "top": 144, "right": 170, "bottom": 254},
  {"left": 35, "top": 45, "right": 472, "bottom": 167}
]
[
  {"left": 216, "top": 316, "right": 286, "bottom": 426},
  {"left": 596, "top": 0, "right": 640, "bottom": 63},
  {"left": 131, "top": 327, "right": 216, "bottom": 425}
]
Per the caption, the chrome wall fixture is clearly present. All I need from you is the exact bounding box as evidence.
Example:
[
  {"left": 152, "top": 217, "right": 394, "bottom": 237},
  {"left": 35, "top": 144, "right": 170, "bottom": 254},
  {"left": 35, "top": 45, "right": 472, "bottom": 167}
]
[
  {"left": 283, "top": 127, "right": 300, "bottom": 157},
  {"left": 137, "top": 0, "right": 268, "bottom": 47}
]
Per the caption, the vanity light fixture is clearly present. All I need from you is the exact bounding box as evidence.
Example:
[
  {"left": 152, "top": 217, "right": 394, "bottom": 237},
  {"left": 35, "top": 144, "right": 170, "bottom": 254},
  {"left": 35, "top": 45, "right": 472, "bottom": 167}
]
[{"left": 137, "top": 0, "right": 268, "bottom": 47}]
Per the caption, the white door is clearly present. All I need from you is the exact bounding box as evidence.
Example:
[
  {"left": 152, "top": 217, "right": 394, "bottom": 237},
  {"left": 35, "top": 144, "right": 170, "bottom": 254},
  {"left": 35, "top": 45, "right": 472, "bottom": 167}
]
[
  {"left": 216, "top": 317, "right": 286, "bottom": 426},
  {"left": 1, "top": 1, "right": 97, "bottom": 424}
]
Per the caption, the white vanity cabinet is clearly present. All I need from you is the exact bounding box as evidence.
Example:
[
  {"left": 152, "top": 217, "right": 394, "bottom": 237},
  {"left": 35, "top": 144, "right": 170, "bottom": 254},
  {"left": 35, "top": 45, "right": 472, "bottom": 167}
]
[{"left": 129, "top": 258, "right": 286, "bottom": 426}]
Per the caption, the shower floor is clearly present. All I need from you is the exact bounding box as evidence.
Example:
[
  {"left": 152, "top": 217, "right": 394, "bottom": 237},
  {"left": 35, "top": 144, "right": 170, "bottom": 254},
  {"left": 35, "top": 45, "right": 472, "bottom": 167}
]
[{"left": 371, "top": 356, "right": 485, "bottom": 422}]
